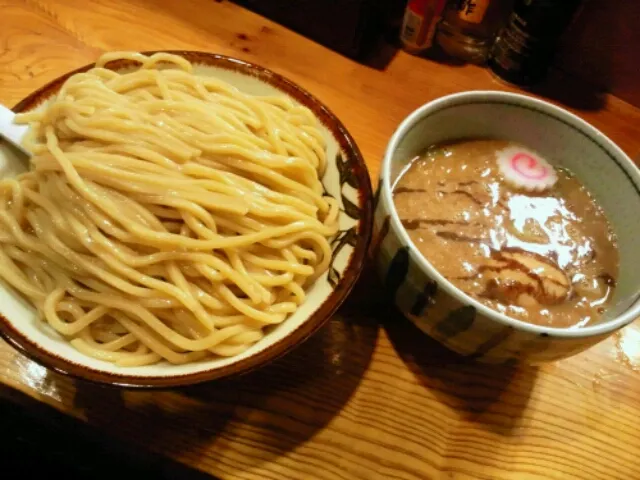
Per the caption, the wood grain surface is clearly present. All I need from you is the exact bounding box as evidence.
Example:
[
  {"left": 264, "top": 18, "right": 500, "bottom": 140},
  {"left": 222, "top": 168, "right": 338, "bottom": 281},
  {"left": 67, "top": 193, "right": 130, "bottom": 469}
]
[{"left": 0, "top": 1, "right": 639, "bottom": 479}]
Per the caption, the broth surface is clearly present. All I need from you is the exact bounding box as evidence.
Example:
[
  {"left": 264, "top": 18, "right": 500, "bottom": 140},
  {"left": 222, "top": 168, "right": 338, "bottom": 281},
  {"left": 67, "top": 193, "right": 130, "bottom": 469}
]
[{"left": 393, "top": 139, "right": 619, "bottom": 328}]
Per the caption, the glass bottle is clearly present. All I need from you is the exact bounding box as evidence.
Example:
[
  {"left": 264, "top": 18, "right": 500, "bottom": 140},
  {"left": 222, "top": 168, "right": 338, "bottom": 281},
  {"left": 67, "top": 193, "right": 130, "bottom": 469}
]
[
  {"left": 489, "top": 0, "right": 583, "bottom": 86},
  {"left": 400, "top": 0, "right": 448, "bottom": 55},
  {"left": 436, "top": 0, "right": 513, "bottom": 64}
]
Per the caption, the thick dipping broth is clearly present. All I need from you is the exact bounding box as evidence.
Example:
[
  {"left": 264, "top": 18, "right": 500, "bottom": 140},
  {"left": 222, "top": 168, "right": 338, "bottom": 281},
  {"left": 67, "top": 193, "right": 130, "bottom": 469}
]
[{"left": 393, "top": 139, "right": 619, "bottom": 328}]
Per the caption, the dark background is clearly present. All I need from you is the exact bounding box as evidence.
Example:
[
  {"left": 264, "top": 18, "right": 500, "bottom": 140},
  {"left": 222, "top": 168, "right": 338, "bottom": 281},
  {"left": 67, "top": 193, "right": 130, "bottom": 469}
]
[
  {"left": 234, "top": 0, "right": 640, "bottom": 108},
  {"left": 0, "top": 391, "right": 213, "bottom": 479}
]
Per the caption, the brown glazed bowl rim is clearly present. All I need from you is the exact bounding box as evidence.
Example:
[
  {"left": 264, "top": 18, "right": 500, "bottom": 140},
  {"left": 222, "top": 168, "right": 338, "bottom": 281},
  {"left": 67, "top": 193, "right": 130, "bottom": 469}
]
[{"left": 0, "top": 51, "right": 373, "bottom": 388}]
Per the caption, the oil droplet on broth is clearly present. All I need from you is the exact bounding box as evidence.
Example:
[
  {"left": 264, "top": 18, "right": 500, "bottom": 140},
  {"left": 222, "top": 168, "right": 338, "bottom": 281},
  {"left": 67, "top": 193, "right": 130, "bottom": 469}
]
[{"left": 392, "top": 139, "right": 620, "bottom": 328}]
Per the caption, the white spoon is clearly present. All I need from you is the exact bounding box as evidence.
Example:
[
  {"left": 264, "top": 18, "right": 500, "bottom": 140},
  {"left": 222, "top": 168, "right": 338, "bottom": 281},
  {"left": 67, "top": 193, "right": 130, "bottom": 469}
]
[{"left": 0, "top": 104, "right": 29, "bottom": 156}]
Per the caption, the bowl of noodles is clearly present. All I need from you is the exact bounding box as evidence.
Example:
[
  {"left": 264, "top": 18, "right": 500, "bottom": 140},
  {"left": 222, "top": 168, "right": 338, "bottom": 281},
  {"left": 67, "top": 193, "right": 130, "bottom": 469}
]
[{"left": 0, "top": 51, "right": 372, "bottom": 387}]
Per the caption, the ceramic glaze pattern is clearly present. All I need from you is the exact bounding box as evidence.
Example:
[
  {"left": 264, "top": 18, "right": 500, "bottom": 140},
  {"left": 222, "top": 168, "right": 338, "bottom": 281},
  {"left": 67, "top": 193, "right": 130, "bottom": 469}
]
[
  {"left": 374, "top": 91, "right": 640, "bottom": 364},
  {"left": 0, "top": 52, "right": 373, "bottom": 387},
  {"left": 375, "top": 181, "right": 613, "bottom": 363}
]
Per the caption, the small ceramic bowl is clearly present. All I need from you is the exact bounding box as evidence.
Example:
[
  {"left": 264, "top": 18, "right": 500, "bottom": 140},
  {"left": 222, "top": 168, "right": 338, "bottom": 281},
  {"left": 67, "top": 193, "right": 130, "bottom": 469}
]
[
  {"left": 0, "top": 51, "right": 373, "bottom": 387},
  {"left": 373, "top": 91, "right": 640, "bottom": 364}
]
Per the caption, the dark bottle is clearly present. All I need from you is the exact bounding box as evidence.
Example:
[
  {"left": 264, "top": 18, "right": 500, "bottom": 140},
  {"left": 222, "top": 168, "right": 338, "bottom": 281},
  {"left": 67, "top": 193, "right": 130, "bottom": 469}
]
[{"left": 489, "top": 0, "right": 583, "bottom": 86}]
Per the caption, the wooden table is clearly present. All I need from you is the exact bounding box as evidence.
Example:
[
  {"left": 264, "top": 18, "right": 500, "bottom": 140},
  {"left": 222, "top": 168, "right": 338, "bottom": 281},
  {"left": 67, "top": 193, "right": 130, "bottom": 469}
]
[{"left": 1, "top": 1, "right": 640, "bottom": 478}]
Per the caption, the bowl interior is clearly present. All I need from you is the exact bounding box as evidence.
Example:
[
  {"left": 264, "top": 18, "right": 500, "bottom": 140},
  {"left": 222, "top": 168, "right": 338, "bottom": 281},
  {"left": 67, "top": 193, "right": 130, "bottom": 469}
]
[
  {"left": 0, "top": 54, "right": 372, "bottom": 385},
  {"left": 386, "top": 91, "right": 640, "bottom": 326}
]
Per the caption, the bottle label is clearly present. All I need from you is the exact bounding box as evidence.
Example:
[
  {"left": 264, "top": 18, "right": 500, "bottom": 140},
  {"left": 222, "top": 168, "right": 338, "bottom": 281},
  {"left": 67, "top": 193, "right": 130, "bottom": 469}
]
[
  {"left": 489, "top": 0, "right": 582, "bottom": 85},
  {"left": 402, "top": 6, "right": 427, "bottom": 46},
  {"left": 401, "top": 0, "right": 447, "bottom": 50},
  {"left": 455, "top": 0, "right": 491, "bottom": 24}
]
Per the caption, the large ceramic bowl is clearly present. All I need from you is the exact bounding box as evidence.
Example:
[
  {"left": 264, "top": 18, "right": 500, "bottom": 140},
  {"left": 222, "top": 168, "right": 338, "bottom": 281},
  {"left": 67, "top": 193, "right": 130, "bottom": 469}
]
[
  {"left": 0, "top": 51, "right": 373, "bottom": 387},
  {"left": 373, "top": 91, "right": 640, "bottom": 364}
]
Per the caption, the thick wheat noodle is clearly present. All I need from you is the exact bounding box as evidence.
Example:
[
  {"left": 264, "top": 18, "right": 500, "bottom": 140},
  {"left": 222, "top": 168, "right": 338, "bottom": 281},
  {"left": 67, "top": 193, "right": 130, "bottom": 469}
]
[{"left": 0, "top": 52, "right": 339, "bottom": 366}]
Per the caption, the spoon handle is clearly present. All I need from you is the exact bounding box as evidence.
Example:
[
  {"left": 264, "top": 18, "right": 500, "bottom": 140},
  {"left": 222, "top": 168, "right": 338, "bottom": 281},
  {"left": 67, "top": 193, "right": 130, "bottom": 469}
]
[{"left": 0, "top": 104, "right": 29, "bottom": 155}]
